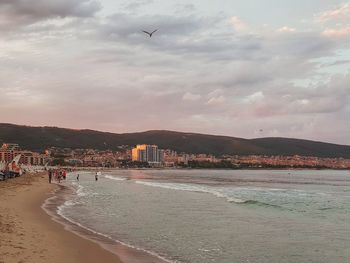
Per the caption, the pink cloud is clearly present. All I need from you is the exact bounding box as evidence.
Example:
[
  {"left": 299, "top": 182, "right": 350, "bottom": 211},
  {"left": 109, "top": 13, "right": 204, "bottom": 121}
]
[
  {"left": 322, "top": 26, "right": 350, "bottom": 38},
  {"left": 317, "top": 3, "right": 350, "bottom": 22}
]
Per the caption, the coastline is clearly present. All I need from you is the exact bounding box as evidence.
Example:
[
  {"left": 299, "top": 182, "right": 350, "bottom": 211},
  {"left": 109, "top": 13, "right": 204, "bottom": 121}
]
[
  {"left": 44, "top": 179, "right": 168, "bottom": 263},
  {"left": 0, "top": 173, "right": 122, "bottom": 263},
  {"left": 0, "top": 172, "right": 169, "bottom": 263}
]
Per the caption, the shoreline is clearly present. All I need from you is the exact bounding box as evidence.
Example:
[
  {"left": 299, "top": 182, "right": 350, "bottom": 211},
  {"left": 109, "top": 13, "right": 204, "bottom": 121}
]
[
  {"left": 0, "top": 173, "right": 122, "bottom": 263},
  {"left": 100, "top": 167, "right": 350, "bottom": 171},
  {"left": 0, "top": 173, "right": 143, "bottom": 263},
  {"left": 0, "top": 172, "right": 169, "bottom": 263},
  {"left": 44, "top": 180, "right": 168, "bottom": 263}
]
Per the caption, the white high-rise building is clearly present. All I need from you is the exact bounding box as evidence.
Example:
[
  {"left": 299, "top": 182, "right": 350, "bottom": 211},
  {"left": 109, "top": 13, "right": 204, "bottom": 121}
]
[{"left": 132, "top": 144, "right": 164, "bottom": 164}]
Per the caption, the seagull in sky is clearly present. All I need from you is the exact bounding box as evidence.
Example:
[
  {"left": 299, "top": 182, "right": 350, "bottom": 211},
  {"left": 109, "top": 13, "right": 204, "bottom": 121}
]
[{"left": 142, "top": 29, "right": 158, "bottom": 38}]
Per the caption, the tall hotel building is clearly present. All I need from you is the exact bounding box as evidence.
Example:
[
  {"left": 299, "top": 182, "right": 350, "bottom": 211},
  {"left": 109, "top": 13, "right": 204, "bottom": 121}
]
[
  {"left": 0, "top": 143, "right": 20, "bottom": 163},
  {"left": 132, "top": 144, "right": 164, "bottom": 164}
]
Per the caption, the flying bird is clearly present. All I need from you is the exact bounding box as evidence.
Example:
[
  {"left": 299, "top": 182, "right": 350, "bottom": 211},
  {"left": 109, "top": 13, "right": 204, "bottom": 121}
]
[{"left": 142, "top": 29, "right": 158, "bottom": 38}]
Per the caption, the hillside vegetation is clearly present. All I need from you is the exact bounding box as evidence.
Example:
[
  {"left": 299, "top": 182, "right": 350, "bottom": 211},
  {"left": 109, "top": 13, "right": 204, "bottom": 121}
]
[{"left": 1, "top": 123, "right": 350, "bottom": 158}]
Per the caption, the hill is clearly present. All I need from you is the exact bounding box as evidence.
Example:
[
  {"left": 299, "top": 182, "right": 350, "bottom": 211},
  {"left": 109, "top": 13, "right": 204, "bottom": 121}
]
[{"left": 0, "top": 123, "right": 350, "bottom": 158}]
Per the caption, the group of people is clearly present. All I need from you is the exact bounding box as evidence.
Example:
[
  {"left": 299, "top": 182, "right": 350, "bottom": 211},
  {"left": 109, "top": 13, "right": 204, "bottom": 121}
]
[
  {"left": 48, "top": 169, "right": 67, "bottom": 183},
  {"left": 48, "top": 169, "right": 101, "bottom": 183}
]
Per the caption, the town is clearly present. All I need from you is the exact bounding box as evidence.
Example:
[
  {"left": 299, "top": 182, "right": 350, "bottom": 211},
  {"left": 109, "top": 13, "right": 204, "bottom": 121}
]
[{"left": 1, "top": 142, "right": 350, "bottom": 170}]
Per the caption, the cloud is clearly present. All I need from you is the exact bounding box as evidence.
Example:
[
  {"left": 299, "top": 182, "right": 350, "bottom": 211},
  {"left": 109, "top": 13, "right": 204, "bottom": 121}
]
[
  {"left": 207, "top": 96, "right": 226, "bottom": 106},
  {"left": 317, "top": 3, "right": 350, "bottom": 22},
  {"left": 322, "top": 26, "right": 350, "bottom": 38},
  {"left": 123, "top": 0, "right": 154, "bottom": 12},
  {"left": 321, "top": 59, "right": 350, "bottom": 67},
  {"left": 92, "top": 12, "right": 337, "bottom": 70},
  {"left": 99, "top": 12, "right": 206, "bottom": 39},
  {"left": 267, "top": 32, "right": 335, "bottom": 59},
  {"left": 0, "top": 1, "right": 350, "bottom": 145},
  {"left": 229, "top": 16, "right": 247, "bottom": 32},
  {"left": 277, "top": 26, "right": 296, "bottom": 33},
  {"left": 258, "top": 74, "right": 350, "bottom": 116},
  {"left": 174, "top": 3, "right": 196, "bottom": 14},
  {"left": 244, "top": 91, "right": 264, "bottom": 103},
  {"left": 183, "top": 92, "right": 201, "bottom": 101},
  {"left": 0, "top": 0, "right": 101, "bottom": 29}
]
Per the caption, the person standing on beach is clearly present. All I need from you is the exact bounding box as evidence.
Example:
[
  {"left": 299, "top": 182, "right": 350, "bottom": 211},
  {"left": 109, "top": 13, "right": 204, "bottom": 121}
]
[
  {"left": 58, "top": 171, "right": 61, "bottom": 183},
  {"left": 77, "top": 174, "right": 79, "bottom": 181},
  {"left": 95, "top": 172, "right": 98, "bottom": 181},
  {"left": 48, "top": 169, "right": 52, "bottom": 184}
]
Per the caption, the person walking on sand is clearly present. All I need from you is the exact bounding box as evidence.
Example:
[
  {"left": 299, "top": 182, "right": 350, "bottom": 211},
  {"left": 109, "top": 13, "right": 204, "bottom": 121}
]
[
  {"left": 77, "top": 174, "right": 79, "bottom": 181},
  {"left": 95, "top": 172, "right": 98, "bottom": 181}
]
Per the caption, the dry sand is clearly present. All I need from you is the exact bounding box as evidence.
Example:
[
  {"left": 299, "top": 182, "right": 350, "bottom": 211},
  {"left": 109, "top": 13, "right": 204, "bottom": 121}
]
[{"left": 0, "top": 173, "right": 122, "bottom": 263}]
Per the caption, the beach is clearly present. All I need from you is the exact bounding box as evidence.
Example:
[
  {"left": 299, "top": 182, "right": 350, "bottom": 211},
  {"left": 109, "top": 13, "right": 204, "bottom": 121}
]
[
  {"left": 2, "top": 170, "right": 350, "bottom": 263},
  {"left": 0, "top": 173, "right": 122, "bottom": 263}
]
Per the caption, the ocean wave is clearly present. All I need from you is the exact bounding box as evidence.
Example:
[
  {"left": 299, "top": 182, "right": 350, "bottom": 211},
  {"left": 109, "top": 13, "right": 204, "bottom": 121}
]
[
  {"left": 104, "top": 175, "right": 126, "bottom": 181},
  {"left": 241, "top": 200, "right": 286, "bottom": 210},
  {"left": 135, "top": 181, "right": 247, "bottom": 204},
  {"left": 318, "top": 207, "right": 335, "bottom": 211},
  {"left": 134, "top": 181, "right": 294, "bottom": 210},
  {"left": 77, "top": 185, "right": 87, "bottom": 197},
  {"left": 63, "top": 199, "right": 81, "bottom": 207},
  {"left": 71, "top": 182, "right": 87, "bottom": 197},
  {"left": 135, "top": 181, "right": 322, "bottom": 212}
]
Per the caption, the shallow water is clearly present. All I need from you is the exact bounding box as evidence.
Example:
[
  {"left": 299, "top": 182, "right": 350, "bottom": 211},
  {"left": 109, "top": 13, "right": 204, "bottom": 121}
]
[{"left": 60, "top": 169, "right": 350, "bottom": 263}]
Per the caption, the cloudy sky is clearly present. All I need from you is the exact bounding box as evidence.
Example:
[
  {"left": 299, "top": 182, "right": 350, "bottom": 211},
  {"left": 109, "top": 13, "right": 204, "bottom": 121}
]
[{"left": 0, "top": 0, "right": 350, "bottom": 144}]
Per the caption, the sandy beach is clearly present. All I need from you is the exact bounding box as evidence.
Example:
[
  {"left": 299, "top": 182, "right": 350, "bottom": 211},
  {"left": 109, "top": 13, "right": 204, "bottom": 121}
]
[{"left": 0, "top": 173, "right": 122, "bottom": 263}]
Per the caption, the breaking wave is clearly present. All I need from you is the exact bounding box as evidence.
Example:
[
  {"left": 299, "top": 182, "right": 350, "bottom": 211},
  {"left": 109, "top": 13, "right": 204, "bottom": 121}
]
[
  {"left": 135, "top": 181, "right": 247, "bottom": 204},
  {"left": 105, "top": 175, "right": 126, "bottom": 181},
  {"left": 134, "top": 181, "right": 291, "bottom": 210}
]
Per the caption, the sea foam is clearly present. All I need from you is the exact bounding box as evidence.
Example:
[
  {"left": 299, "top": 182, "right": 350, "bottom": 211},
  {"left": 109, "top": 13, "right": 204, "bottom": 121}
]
[
  {"left": 135, "top": 181, "right": 247, "bottom": 204},
  {"left": 104, "top": 175, "right": 126, "bottom": 181}
]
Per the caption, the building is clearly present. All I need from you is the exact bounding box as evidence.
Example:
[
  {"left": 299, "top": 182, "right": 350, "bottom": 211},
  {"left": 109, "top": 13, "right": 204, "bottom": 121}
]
[
  {"left": 132, "top": 144, "right": 164, "bottom": 164},
  {"left": 0, "top": 143, "right": 48, "bottom": 166},
  {"left": 20, "top": 151, "right": 47, "bottom": 166},
  {"left": 0, "top": 143, "right": 20, "bottom": 163}
]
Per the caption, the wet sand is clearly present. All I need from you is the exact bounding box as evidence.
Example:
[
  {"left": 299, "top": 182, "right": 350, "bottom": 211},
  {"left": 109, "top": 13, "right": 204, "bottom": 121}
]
[{"left": 0, "top": 173, "right": 122, "bottom": 263}]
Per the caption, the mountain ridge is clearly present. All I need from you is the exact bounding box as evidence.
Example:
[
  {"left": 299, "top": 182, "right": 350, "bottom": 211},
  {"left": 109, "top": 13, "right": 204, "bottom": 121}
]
[{"left": 0, "top": 123, "right": 349, "bottom": 158}]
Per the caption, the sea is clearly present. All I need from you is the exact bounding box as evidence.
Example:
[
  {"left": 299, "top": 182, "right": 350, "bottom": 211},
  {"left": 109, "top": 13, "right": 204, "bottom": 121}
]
[{"left": 57, "top": 169, "right": 350, "bottom": 263}]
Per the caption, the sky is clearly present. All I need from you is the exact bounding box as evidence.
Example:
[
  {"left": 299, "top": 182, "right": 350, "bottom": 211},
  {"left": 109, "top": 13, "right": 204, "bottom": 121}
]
[{"left": 0, "top": 0, "right": 350, "bottom": 144}]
